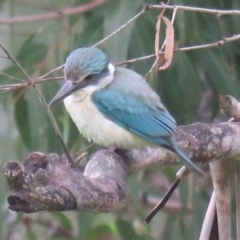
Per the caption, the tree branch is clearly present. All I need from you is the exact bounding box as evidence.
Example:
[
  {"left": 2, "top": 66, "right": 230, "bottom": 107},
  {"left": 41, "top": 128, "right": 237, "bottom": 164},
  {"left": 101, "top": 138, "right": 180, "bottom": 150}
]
[
  {"left": 0, "top": 0, "right": 106, "bottom": 25},
  {"left": 3, "top": 122, "right": 240, "bottom": 214},
  {"left": 150, "top": 3, "right": 240, "bottom": 16},
  {"left": 209, "top": 159, "right": 231, "bottom": 240},
  {"left": 116, "top": 34, "right": 240, "bottom": 66}
]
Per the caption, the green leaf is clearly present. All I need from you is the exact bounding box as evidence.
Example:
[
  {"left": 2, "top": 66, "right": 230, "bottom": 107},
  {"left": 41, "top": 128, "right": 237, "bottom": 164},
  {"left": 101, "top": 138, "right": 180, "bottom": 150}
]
[
  {"left": 12, "top": 35, "right": 48, "bottom": 75},
  {"left": 53, "top": 212, "right": 72, "bottom": 229},
  {"left": 14, "top": 91, "right": 31, "bottom": 149},
  {"left": 87, "top": 224, "right": 113, "bottom": 239},
  {"left": 14, "top": 88, "right": 62, "bottom": 152},
  {"left": 116, "top": 219, "right": 153, "bottom": 240}
]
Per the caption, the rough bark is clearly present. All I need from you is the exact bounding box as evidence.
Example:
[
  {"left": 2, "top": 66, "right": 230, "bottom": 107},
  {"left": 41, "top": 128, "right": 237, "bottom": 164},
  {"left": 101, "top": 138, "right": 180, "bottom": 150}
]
[{"left": 2, "top": 122, "right": 240, "bottom": 213}]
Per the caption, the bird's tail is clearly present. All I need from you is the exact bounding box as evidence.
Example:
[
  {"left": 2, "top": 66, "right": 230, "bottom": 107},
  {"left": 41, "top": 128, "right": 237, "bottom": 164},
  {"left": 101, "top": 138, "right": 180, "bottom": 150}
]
[{"left": 168, "top": 138, "right": 205, "bottom": 178}]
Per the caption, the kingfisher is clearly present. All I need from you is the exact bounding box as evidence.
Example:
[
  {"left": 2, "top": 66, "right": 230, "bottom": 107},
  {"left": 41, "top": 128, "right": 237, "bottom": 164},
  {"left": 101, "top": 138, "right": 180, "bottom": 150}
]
[{"left": 49, "top": 47, "right": 204, "bottom": 177}]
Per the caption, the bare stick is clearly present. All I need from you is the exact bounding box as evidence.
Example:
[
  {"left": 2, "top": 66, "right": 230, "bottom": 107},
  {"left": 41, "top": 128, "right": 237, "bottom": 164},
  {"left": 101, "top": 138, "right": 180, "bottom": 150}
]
[
  {"left": 0, "top": 0, "right": 106, "bottom": 25},
  {"left": 93, "top": 5, "right": 149, "bottom": 47},
  {"left": 199, "top": 191, "right": 216, "bottom": 240},
  {"left": 36, "top": 76, "right": 64, "bottom": 82},
  {"left": 0, "top": 77, "right": 64, "bottom": 94},
  {"left": 177, "top": 34, "right": 240, "bottom": 51},
  {"left": 0, "top": 71, "right": 25, "bottom": 82},
  {"left": 0, "top": 44, "right": 74, "bottom": 166},
  {"left": 150, "top": 3, "right": 240, "bottom": 16},
  {"left": 145, "top": 178, "right": 181, "bottom": 223},
  {"left": 117, "top": 33, "right": 240, "bottom": 65},
  {"left": 116, "top": 54, "right": 156, "bottom": 66},
  {"left": 0, "top": 83, "right": 28, "bottom": 94},
  {"left": 39, "top": 65, "right": 64, "bottom": 79}
]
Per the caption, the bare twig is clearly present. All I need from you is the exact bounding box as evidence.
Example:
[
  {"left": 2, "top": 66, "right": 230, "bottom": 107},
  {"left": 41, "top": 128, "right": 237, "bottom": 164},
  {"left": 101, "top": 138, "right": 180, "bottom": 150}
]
[
  {"left": 0, "top": 71, "right": 25, "bottom": 82},
  {"left": 199, "top": 191, "right": 216, "bottom": 240},
  {"left": 1, "top": 2, "right": 240, "bottom": 26},
  {"left": 116, "top": 34, "right": 240, "bottom": 66},
  {"left": 145, "top": 166, "right": 190, "bottom": 223},
  {"left": 116, "top": 54, "right": 156, "bottom": 66},
  {"left": 178, "top": 34, "right": 240, "bottom": 51},
  {"left": 93, "top": 5, "right": 149, "bottom": 47},
  {"left": 0, "top": 77, "right": 64, "bottom": 94},
  {"left": 36, "top": 76, "right": 64, "bottom": 82},
  {"left": 0, "top": 83, "right": 28, "bottom": 94},
  {"left": 0, "top": 0, "right": 106, "bottom": 24},
  {"left": 145, "top": 178, "right": 181, "bottom": 223},
  {"left": 0, "top": 45, "right": 31, "bottom": 79},
  {"left": 39, "top": 65, "right": 64, "bottom": 79},
  {"left": 150, "top": 3, "right": 240, "bottom": 16}
]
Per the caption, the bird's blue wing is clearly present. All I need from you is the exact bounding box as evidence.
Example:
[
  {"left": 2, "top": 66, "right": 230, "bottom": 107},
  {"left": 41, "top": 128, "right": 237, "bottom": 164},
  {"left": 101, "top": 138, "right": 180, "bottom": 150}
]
[
  {"left": 92, "top": 84, "right": 205, "bottom": 177},
  {"left": 92, "top": 88, "right": 177, "bottom": 147}
]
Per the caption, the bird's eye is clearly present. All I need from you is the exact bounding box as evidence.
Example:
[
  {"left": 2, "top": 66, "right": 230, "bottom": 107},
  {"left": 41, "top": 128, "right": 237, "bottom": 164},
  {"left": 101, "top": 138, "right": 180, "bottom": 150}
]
[{"left": 85, "top": 75, "right": 93, "bottom": 81}]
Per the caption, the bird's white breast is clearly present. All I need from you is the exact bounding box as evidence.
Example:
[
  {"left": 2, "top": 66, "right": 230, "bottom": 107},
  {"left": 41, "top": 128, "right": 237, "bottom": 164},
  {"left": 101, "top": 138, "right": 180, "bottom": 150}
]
[{"left": 63, "top": 93, "right": 149, "bottom": 149}]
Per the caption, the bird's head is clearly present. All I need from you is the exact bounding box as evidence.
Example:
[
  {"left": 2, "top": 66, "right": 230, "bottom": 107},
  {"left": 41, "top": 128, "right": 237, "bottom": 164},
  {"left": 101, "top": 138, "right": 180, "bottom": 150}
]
[{"left": 49, "top": 47, "right": 115, "bottom": 105}]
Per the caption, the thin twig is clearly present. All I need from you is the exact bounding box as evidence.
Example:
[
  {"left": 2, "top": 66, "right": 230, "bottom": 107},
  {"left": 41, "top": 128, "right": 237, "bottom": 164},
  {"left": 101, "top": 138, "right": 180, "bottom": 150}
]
[
  {"left": 0, "top": 44, "right": 31, "bottom": 79},
  {"left": 177, "top": 34, "right": 240, "bottom": 51},
  {"left": 150, "top": 3, "right": 240, "bottom": 16},
  {"left": 0, "top": 0, "right": 106, "bottom": 24},
  {"left": 145, "top": 178, "right": 181, "bottom": 223},
  {"left": 0, "top": 83, "right": 29, "bottom": 94},
  {"left": 39, "top": 65, "right": 64, "bottom": 79},
  {"left": 0, "top": 44, "right": 74, "bottom": 166},
  {"left": 36, "top": 76, "right": 64, "bottom": 82},
  {"left": 93, "top": 5, "right": 149, "bottom": 47},
  {"left": 0, "top": 71, "right": 25, "bottom": 82},
  {"left": 0, "top": 77, "right": 64, "bottom": 94},
  {"left": 116, "top": 54, "right": 155, "bottom": 66},
  {"left": 116, "top": 33, "right": 240, "bottom": 66}
]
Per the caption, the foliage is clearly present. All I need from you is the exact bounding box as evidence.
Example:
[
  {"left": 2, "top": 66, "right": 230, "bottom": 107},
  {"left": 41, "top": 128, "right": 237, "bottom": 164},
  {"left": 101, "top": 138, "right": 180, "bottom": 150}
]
[{"left": 0, "top": 0, "right": 240, "bottom": 239}]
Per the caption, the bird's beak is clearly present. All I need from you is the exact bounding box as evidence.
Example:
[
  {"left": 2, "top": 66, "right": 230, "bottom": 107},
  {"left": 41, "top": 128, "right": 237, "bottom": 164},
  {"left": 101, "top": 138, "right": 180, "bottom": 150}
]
[{"left": 49, "top": 80, "right": 79, "bottom": 106}]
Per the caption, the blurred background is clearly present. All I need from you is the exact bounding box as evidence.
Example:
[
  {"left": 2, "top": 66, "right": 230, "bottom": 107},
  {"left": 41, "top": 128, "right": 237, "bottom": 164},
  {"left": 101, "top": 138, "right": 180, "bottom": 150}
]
[{"left": 0, "top": 0, "right": 240, "bottom": 239}]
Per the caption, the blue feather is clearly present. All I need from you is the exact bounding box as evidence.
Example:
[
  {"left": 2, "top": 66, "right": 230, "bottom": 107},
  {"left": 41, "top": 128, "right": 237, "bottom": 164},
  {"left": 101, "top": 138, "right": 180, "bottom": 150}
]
[
  {"left": 92, "top": 68, "right": 176, "bottom": 143},
  {"left": 92, "top": 88, "right": 176, "bottom": 147}
]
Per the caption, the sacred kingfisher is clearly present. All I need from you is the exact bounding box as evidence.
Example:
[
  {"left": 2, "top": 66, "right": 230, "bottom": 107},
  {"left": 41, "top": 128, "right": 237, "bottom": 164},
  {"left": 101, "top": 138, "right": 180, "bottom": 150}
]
[{"left": 49, "top": 47, "right": 204, "bottom": 177}]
